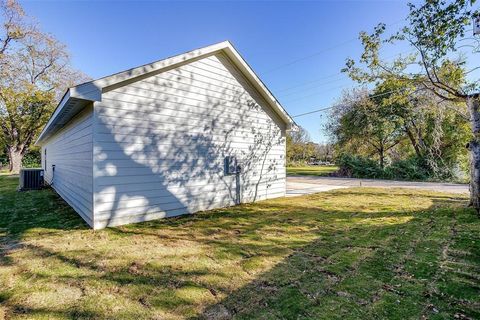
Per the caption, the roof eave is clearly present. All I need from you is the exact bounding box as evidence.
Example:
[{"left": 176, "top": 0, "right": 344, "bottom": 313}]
[
  {"left": 221, "top": 42, "right": 295, "bottom": 129},
  {"left": 90, "top": 41, "right": 232, "bottom": 90},
  {"left": 35, "top": 88, "right": 100, "bottom": 146}
]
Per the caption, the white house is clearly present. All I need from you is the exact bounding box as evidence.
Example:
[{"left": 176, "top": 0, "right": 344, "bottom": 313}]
[{"left": 35, "top": 41, "right": 294, "bottom": 229}]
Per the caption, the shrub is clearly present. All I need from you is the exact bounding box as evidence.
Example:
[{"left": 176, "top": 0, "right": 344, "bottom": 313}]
[
  {"left": 336, "top": 154, "right": 384, "bottom": 179},
  {"left": 22, "top": 150, "right": 41, "bottom": 168},
  {"left": 0, "top": 154, "right": 8, "bottom": 170},
  {"left": 384, "top": 157, "right": 430, "bottom": 181},
  {"left": 287, "top": 160, "right": 309, "bottom": 167},
  {"left": 0, "top": 150, "right": 42, "bottom": 170},
  {"left": 336, "top": 154, "right": 447, "bottom": 181}
]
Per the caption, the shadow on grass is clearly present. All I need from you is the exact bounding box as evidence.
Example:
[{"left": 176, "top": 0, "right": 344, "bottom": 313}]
[
  {"left": 0, "top": 175, "right": 88, "bottom": 266},
  {"left": 1, "top": 175, "right": 478, "bottom": 319},
  {"left": 0, "top": 176, "right": 87, "bottom": 232},
  {"left": 188, "top": 194, "right": 477, "bottom": 319}
]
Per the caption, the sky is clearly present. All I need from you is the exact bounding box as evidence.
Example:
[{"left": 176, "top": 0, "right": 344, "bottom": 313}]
[{"left": 20, "top": 0, "right": 479, "bottom": 143}]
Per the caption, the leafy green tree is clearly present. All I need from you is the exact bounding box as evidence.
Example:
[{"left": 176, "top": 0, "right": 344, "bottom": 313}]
[
  {"left": 287, "top": 126, "right": 312, "bottom": 164},
  {"left": 328, "top": 88, "right": 404, "bottom": 168},
  {"left": 373, "top": 75, "right": 470, "bottom": 178},
  {"left": 0, "top": 0, "right": 88, "bottom": 173},
  {"left": 343, "top": 0, "right": 480, "bottom": 209},
  {"left": 0, "top": 85, "right": 55, "bottom": 172}
]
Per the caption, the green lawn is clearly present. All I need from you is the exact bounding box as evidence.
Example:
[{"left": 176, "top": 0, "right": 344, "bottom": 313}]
[
  {"left": 287, "top": 165, "right": 338, "bottom": 176},
  {"left": 0, "top": 175, "right": 479, "bottom": 319}
]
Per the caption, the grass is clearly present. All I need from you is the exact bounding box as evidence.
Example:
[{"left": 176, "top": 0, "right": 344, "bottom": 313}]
[
  {"left": 0, "top": 175, "right": 479, "bottom": 319},
  {"left": 287, "top": 165, "right": 338, "bottom": 177}
]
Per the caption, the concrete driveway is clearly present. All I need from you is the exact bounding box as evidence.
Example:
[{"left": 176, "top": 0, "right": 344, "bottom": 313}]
[{"left": 286, "top": 176, "right": 469, "bottom": 197}]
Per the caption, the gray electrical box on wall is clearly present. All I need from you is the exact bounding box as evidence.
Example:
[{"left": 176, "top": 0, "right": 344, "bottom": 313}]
[{"left": 225, "top": 156, "right": 239, "bottom": 175}]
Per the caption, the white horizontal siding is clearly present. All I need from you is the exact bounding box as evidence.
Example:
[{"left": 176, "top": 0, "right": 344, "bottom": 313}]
[
  {"left": 95, "top": 172, "right": 285, "bottom": 187},
  {"left": 93, "top": 52, "right": 286, "bottom": 228},
  {"left": 42, "top": 105, "right": 94, "bottom": 227},
  {"left": 95, "top": 181, "right": 285, "bottom": 206},
  {"left": 93, "top": 162, "right": 285, "bottom": 178}
]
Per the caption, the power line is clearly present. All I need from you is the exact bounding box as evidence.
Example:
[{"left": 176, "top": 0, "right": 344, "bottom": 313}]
[
  {"left": 277, "top": 72, "right": 345, "bottom": 93},
  {"left": 285, "top": 83, "right": 353, "bottom": 103},
  {"left": 289, "top": 40, "right": 480, "bottom": 118},
  {"left": 293, "top": 105, "right": 338, "bottom": 118},
  {"left": 290, "top": 39, "right": 479, "bottom": 118},
  {"left": 284, "top": 27, "right": 477, "bottom": 120},
  {"left": 275, "top": 49, "right": 416, "bottom": 98},
  {"left": 264, "top": 38, "right": 358, "bottom": 74},
  {"left": 276, "top": 30, "right": 475, "bottom": 97},
  {"left": 264, "top": 18, "right": 406, "bottom": 74},
  {"left": 280, "top": 77, "right": 347, "bottom": 97},
  {"left": 271, "top": 22, "right": 475, "bottom": 95},
  {"left": 292, "top": 88, "right": 406, "bottom": 118}
]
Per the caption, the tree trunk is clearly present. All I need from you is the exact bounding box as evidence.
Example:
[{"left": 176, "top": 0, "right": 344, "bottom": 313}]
[
  {"left": 467, "top": 95, "right": 480, "bottom": 214},
  {"left": 405, "top": 126, "right": 422, "bottom": 158},
  {"left": 379, "top": 145, "right": 385, "bottom": 169},
  {"left": 8, "top": 147, "right": 24, "bottom": 174}
]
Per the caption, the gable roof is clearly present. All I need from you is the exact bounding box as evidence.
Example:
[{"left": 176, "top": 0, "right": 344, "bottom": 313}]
[{"left": 35, "top": 41, "right": 295, "bottom": 145}]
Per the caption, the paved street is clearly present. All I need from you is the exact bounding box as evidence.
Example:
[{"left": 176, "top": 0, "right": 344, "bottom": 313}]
[{"left": 286, "top": 176, "right": 469, "bottom": 197}]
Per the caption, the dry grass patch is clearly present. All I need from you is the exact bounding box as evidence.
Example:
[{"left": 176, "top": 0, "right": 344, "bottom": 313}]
[{"left": 287, "top": 165, "right": 338, "bottom": 176}]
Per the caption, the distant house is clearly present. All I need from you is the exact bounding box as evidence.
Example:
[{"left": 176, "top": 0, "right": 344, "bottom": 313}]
[{"left": 35, "top": 41, "right": 294, "bottom": 229}]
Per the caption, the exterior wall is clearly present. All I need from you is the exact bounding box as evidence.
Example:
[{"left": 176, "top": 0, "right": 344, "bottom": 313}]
[
  {"left": 92, "top": 52, "right": 286, "bottom": 228},
  {"left": 41, "top": 105, "right": 94, "bottom": 227}
]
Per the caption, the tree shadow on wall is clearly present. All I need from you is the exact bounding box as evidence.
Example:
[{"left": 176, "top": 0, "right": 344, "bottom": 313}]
[{"left": 94, "top": 53, "right": 285, "bottom": 227}]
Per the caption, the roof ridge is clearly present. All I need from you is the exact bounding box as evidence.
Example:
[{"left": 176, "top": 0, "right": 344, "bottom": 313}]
[{"left": 36, "top": 41, "right": 294, "bottom": 145}]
